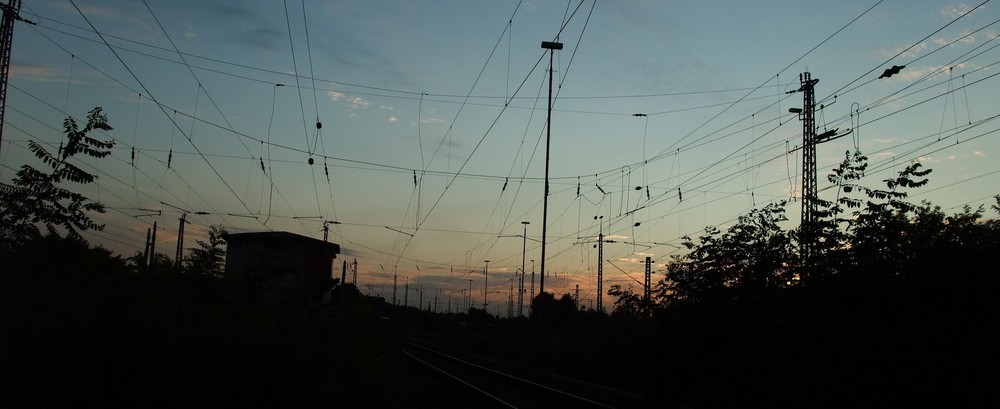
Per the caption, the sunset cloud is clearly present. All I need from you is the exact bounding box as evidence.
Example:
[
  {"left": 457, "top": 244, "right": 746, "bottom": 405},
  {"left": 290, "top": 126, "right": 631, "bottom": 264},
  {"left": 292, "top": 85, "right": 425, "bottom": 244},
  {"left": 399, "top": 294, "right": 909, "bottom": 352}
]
[{"left": 10, "top": 65, "right": 62, "bottom": 82}]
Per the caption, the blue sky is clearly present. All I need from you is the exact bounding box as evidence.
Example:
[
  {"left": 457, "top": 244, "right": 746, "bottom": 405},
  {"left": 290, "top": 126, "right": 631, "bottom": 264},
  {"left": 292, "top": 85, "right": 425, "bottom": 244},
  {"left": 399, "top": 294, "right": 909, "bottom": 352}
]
[{"left": 3, "top": 0, "right": 998, "bottom": 313}]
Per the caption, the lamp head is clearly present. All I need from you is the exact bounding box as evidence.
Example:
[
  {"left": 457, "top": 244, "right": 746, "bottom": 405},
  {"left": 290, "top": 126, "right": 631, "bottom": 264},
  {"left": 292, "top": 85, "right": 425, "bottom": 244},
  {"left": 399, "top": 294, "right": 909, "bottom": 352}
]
[{"left": 541, "top": 41, "right": 564, "bottom": 50}]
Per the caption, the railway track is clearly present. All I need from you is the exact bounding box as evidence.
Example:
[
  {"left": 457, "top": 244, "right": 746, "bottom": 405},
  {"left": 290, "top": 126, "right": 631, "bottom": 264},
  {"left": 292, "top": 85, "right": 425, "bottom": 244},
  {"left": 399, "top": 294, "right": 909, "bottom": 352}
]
[{"left": 398, "top": 338, "right": 659, "bottom": 409}]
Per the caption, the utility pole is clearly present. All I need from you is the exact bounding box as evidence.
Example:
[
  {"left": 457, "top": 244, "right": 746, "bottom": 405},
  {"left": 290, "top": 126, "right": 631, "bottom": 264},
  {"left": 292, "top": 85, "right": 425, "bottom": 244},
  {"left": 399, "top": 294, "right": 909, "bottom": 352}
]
[
  {"left": 467, "top": 279, "right": 472, "bottom": 311},
  {"left": 143, "top": 227, "right": 152, "bottom": 267},
  {"left": 519, "top": 221, "right": 529, "bottom": 317},
  {"left": 323, "top": 220, "right": 339, "bottom": 242},
  {"left": 508, "top": 278, "right": 514, "bottom": 318},
  {"left": 644, "top": 256, "right": 651, "bottom": 304},
  {"left": 341, "top": 260, "right": 347, "bottom": 285},
  {"left": 392, "top": 267, "right": 398, "bottom": 305},
  {"left": 483, "top": 260, "right": 490, "bottom": 310},
  {"left": 597, "top": 216, "right": 605, "bottom": 312},
  {"left": 0, "top": 0, "right": 34, "bottom": 156},
  {"left": 352, "top": 258, "right": 358, "bottom": 284},
  {"left": 572, "top": 216, "right": 618, "bottom": 312},
  {"left": 574, "top": 284, "right": 580, "bottom": 309},
  {"left": 789, "top": 72, "right": 846, "bottom": 279},
  {"left": 404, "top": 276, "right": 409, "bottom": 307},
  {"left": 796, "top": 72, "right": 819, "bottom": 270},
  {"left": 529, "top": 260, "right": 535, "bottom": 315},
  {"left": 174, "top": 213, "right": 186, "bottom": 268},
  {"left": 148, "top": 221, "right": 157, "bottom": 266},
  {"left": 539, "top": 40, "right": 563, "bottom": 300},
  {"left": 143, "top": 221, "right": 158, "bottom": 268}
]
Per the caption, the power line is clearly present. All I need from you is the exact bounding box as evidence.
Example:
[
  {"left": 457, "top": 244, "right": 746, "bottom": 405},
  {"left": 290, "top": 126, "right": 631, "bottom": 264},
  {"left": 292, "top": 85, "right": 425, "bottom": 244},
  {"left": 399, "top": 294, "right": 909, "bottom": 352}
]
[{"left": 67, "top": 0, "right": 267, "bottom": 230}]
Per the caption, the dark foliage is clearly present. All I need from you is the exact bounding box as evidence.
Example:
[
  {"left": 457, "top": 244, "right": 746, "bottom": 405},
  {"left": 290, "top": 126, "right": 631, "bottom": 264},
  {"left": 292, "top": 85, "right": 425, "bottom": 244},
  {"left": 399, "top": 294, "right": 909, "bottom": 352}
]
[
  {"left": 0, "top": 235, "right": 403, "bottom": 408},
  {"left": 0, "top": 108, "right": 114, "bottom": 256},
  {"left": 414, "top": 156, "right": 999, "bottom": 408},
  {"left": 2, "top": 140, "right": 997, "bottom": 408},
  {"left": 529, "top": 291, "right": 585, "bottom": 328},
  {"left": 183, "top": 225, "right": 227, "bottom": 278}
]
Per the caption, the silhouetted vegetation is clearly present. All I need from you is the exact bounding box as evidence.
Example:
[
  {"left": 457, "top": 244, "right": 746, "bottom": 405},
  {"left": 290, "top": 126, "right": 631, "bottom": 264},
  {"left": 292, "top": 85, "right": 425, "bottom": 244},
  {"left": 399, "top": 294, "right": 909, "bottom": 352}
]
[
  {"left": 0, "top": 107, "right": 113, "bottom": 257},
  {"left": 0, "top": 234, "right": 414, "bottom": 408},
  {"left": 3, "top": 132, "right": 998, "bottom": 408},
  {"left": 183, "top": 225, "right": 228, "bottom": 278},
  {"left": 407, "top": 153, "right": 1000, "bottom": 408}
]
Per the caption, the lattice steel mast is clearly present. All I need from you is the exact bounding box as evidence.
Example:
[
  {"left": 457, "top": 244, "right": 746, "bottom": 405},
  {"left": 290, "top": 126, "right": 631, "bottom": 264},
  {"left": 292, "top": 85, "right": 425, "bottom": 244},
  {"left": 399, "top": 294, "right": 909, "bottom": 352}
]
[{"left": 0, "top": 0, "right": 34, "bottom": 155}]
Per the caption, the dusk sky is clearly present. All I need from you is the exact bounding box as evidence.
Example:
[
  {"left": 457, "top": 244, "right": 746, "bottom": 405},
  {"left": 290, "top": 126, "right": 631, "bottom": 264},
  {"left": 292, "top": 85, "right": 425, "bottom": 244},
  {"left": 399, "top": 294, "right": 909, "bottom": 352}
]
[{"left": 3, "top": 0, "right": 998, "bottom": 312}]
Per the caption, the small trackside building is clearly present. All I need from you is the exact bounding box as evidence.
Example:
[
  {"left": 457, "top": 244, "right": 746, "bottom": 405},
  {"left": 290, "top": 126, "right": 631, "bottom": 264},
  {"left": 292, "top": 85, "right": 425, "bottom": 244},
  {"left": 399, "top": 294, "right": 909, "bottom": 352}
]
[{"left": 222, "top": 231, "right": 340, "bottom": 303}]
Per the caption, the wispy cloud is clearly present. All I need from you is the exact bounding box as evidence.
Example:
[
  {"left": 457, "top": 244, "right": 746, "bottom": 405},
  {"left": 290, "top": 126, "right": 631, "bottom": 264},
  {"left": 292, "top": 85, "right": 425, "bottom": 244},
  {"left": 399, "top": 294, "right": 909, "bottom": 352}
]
[
  {"left": 934, "top": 32, "right": 977, "bottom": 46},
  {"left": 11, "top": 65, "right": 62, "bottom": 82},
  {"left": 894, "top": 63, "right": 967, "bottom": 81},
  {"left": 420, "top": 117, "right": 448, "bottom": 125},
  {"left": 347, "top": 96, "right": 370, "bottom": 109},
  {"left": 879, "top": 42, "right": 928, "bottom": 59},
  {"left": 939, "top": 3, "right": 986, "bottom": 20},
  {"left": 380, "top": 105, "right": 398, "bottom": 122},
  {"left": 324, "top": 90, "right": 370, "bottom": 109}
]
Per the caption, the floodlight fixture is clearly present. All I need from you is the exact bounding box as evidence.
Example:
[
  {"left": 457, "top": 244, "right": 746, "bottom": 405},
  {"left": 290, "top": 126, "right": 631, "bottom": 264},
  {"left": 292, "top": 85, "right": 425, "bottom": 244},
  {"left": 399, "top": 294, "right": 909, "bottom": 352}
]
[{"left": 541, "top": 41, "right": 563, "bottom": 50}]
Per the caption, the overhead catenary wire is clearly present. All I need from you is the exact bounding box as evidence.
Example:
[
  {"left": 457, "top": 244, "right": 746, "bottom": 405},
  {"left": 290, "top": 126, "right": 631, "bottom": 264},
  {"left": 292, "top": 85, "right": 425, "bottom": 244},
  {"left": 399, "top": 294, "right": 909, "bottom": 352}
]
[
  {"left": 67, "top": 0, "right": 268, "bottom": 231},
  {"left": 7, "top": 1, "right": 999, "bottom": 307},
  {"left": 10, "top": 20, "right": 314, "bottom": 232}
]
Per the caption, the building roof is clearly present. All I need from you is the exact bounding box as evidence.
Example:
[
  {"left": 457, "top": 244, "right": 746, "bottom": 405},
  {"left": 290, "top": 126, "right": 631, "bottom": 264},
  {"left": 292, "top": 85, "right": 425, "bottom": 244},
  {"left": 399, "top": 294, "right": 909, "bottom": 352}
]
[{"left": 223, "top": 231, "right": 340, "bottom": 254}]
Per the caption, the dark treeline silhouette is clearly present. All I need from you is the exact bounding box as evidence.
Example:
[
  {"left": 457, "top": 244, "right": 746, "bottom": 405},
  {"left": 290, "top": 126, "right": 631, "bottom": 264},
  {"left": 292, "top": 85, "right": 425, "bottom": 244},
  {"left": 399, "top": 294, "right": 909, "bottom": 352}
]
[
  {"left": 0, "top": 109, "right": 411, "bottom": 407},
  {"left": 0, "top": 234, "right": 422, "bottom": 408},
  {"left": 412, "top": 152, "right": 1000, "bottom": 408},
  {"left": 2, "top": 109, "right": 997, "bottom": 407}
]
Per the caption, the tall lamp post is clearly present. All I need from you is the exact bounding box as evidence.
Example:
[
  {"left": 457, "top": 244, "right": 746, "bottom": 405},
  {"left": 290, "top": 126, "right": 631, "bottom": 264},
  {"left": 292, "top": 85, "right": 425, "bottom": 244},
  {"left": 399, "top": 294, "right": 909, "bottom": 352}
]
[
  {"left": 483, "top": 260, "right": 490, "bottom": 310},
  {"left": 539, "top": 40, "right": 562, "bottom": 299},
  {"left": 530, "top": 259, "right": 535, "bottom": 315},
  {"left": 595, "top": 216, "right": 605, "bottom": 313},
  {"left": 519, "top": 221, "right": 529, "bottom": 317}
]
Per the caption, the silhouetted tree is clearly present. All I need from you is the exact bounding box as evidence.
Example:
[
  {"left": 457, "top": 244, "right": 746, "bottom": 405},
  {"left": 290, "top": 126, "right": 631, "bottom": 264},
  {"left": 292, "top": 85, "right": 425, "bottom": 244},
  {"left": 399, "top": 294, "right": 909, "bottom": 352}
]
[
  {"left": 827, "top": 159, "right": 931, "bottom": 278},
  {"left": 607, "top": 284, "right": 645, "bottom": 319},
  {"left": 804, "top": 149, "right": 869, "bottom": 279},
  {"left": 126, "top": 251, "right": 176, "bottom": 274},
  {"left": 184, "top": 225, "right": 227, "bottom": 278},
  {"left": 660, "top": 202, "right": 794, "bottom": 304},
  {"left": 530, "top": 292, "right": 581, "bottom": 327},
  {"left": 0, "top": 108, "right": 114, "bottom": 256}
]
